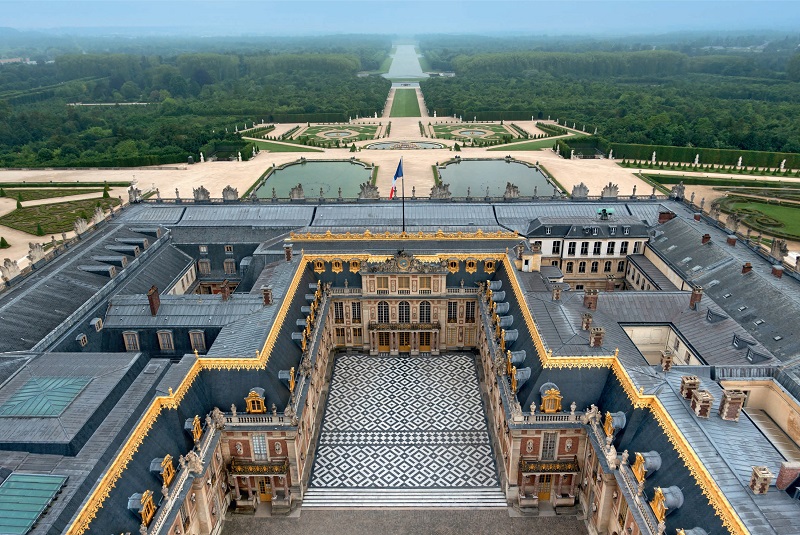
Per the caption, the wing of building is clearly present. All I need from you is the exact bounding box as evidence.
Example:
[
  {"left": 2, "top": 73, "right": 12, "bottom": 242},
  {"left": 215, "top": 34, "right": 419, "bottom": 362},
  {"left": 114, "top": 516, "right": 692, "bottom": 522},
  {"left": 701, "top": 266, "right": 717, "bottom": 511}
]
[{"left": 0, "top": 199, "right": 798, "bottom": 535}]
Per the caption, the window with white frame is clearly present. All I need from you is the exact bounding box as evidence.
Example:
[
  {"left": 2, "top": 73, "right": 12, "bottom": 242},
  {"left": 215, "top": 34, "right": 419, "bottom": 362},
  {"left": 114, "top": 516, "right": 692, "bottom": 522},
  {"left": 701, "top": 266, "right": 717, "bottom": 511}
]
[
  {"left": 447, "top": 301, "right": 458, "bottom": 323},
  {"left": 593, "top": 242, "right": 602, "bottom": 255},
  {"left": 252, "top": 434, "right": 267, "bottom": 460},
  {"left": 398, "top": 301, "right": 410, "bottom": 323},
  {"left": 580, "top": 242, "right": 589, "bottom": 255},
  {"left": 334, "top": 302, "right": 344, "bottom": 323},
  {"left": 607, "top": 242, "right": 615, "bottom": 255},
  {"left": 419, "top": 301, "right": 431, "bottom": 323},
  {"left": 377, "top": 301, "right": 389, "bottom": 323},
  {"left": 620, "top": 241, "right": 629, "bottom": 254},
  {"left": 541, "top": 432, "right": 557, "bottom": 461},
  {"left": 351, "top": 301, "right": 361, "bottom": 322},
  {"left": 465, "top": 301, "right": 476, "bottom": 323},
  {"left": 633, "top": 241, "right": 642, "bottom": 254},
  {"left": 567, "top": 242, "right": 576, "bottom": 256},
  {"left": 552, "top": 241, "right": 561, "bottom": 255}
]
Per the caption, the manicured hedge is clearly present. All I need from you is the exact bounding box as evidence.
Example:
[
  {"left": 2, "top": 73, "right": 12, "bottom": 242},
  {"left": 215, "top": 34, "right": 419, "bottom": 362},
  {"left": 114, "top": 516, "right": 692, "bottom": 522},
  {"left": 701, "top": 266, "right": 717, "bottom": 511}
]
[{"left": 611, "top": 143, "right": 800, "bottom": 168}]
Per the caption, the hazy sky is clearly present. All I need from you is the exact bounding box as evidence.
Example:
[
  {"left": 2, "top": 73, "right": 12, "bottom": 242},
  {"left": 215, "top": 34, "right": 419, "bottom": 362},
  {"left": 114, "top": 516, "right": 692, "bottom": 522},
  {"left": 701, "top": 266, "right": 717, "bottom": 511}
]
[{"left": 2, "top": 0, "right": 800, "bottom": 36}]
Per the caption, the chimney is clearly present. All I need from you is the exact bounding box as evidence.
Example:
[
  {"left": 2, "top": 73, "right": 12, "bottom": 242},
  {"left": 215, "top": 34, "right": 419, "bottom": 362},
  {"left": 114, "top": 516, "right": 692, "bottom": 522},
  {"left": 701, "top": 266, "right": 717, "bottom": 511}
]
[
  {"left": 581, "top": 312, "right": 593, "bottom": 331},
  {"left": 772, "top": 265, "right": 784, "bottom": 279},
  {"left": 776, "top": 461, "right": 800, "bottom": 491},
  {"left": 680, "top": 375, "right": 700, "bottom": 400},
  {"left": 605, "top": 275, "right": 615, "bottom": 292},
  {"left": 689, "top": 286, "right": 703, "bottom": 310},
  {"left": 283, "top": 242, "right": 293, "bottom": 262},
  {"left": 220, "top": 280, "right": 230, "bottom": 301},
  {"left": 552, "top": 286, "right": 562, "bottom": 301},
  {"left": 726, "top": 235, "right": 737, "bottom": 247},
  {"left": 693, "top": 213, "right": 702, "bottom": 222},
  {"left": 742, "top": 262, "right": 752, "bottom": 274},
  {"left": 660, "top": 350, "right": 673, "bottom": 372},
  {"left": 658, "top": 210, "right": 676, "bottom": 224},
  {"left": 690, "top": 389, "right": 714, "bottom": 418},
  {"left": 749, "top": 466, "right": 774, "bottom": 495},
  {"left": 701, "top": 233, "right": 711, "bottom": 245},
  {"left": 718, "top": 389, "right": 747, "bottom": 421},
  {"left": 583, "top": 289, "right": 599, "bottom": 310},
  {"left": 589, "top": 326, "right": 605, "bottom": 347},
  {"left": 261, "top": 285, "right": 273, "bottom": 306},
  {"left": 147, "top": 285, "right": 160, "bottom": 316}
]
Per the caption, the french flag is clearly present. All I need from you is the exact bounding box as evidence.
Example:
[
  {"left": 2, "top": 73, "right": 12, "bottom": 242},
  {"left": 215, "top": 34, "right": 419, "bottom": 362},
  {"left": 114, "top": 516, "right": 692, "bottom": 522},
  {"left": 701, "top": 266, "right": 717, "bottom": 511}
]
[{"left": 389, "top": 158, "right": 403, "bottom": 200}]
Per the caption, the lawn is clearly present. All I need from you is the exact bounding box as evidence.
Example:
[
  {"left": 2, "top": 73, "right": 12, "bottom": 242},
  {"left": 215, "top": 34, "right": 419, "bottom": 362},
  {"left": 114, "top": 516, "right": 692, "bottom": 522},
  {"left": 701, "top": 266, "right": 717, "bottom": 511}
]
[
  {"left": 1, "top": 188, "right": 104, "bottom": 202},
  {"left": 432, "top": 123, "right": 517, "bottom": 143},
  {"left": 0, "top": 197, "right": 120, "bottom": 235},
  {"left": 390, "top": 89, "right": 421, "bottom": 117},
  {"left": 488, "top": 138, "right": 560, "bottom": 151},
  {"left": 251, "top": 140, "right": 323, "bottom": 153}
]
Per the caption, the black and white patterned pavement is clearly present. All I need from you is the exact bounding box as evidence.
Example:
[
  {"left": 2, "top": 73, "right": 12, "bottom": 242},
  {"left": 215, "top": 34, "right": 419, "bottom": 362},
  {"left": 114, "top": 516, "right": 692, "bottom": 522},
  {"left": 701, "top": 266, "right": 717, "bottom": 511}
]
[{"left": 310, "top": 354, "right": 499, "bottom": 489}]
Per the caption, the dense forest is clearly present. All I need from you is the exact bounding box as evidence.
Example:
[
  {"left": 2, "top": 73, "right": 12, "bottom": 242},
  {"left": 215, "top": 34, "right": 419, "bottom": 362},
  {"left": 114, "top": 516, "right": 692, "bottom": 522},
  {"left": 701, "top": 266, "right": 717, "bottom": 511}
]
[
  {"left": 420, "top": 36, "right": 800, "bottom": 153},
  {"left": 0, "top": 36, "right": 391, "bottom": 167}
]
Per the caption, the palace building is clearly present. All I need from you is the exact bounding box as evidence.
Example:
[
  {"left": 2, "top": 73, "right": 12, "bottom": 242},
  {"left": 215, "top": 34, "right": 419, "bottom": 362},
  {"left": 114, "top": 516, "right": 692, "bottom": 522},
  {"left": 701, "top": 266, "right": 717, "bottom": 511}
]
[{"left": 0, "top": 198, "right": 799, "bottom": 535}]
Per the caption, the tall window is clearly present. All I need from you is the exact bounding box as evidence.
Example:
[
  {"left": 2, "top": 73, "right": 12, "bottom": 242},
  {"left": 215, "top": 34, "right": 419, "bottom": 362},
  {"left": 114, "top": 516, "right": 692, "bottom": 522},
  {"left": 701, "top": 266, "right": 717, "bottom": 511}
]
[
  {"left": 567, "top": 242, "right": 576, "bottom": 256},
  {"left": 398, "top": 277, "right": 410, "bottom": 294},
  {"left": 566, "top": 261, "right": 574, "bottom": 273},
  {"left": 620, "top": 241, "right": 629, "bottom": 254},
  {"left": 465, "top": 301, "right": 476, "bottom": 323},
  {"left": 591, "top": 261, "right": 599, "bottom": 273},
  {"left": 252, "top": 434, "right": 267, "bottom": 461},
  {"left": 541, "top": 432, "right": 557, "bottom": 461},
  {"left": 223, "top": 259, "right": 236, "bottom": 275},
  {"left": 351, "top": 302, "right": 361, "bottom": 322},
  {"left": 419, "top": 301, "right": 431, "bottom": 323},
  {"left": 604, "top": 261, "right": 612, "bottom": 273},
  {"left": 189, "top": 330, "right": 206, "bottom": 352},
  {"left": 633, "top": 241, "right": 642, "bottom": 254},
  {"left": 580, "top": 242, "right": 589, "bottom": 255},
  {"left": 618, "top": 260, "right": 625, "bottom": 272},
  {"left": 447, "top": 301, "right": 458, "bottom": 323},
  {"left": 607, "top": 242, "right": 616, "bottom": 255},
  {"left": 335, "top": 327, "right": 345, "bottom": 346},
  {"left": 578, "top": 261, "right": 586, "bottom": 273},
  {"left": 197, "top": 259, "right": 211, "bottom": 275},
  {"left": 552, "top": 241, "right": 561, "bottom": 255},
  {"left": 377, "top": 301, "right": 389, "bottom": 323},
  {"left": 593, "top": 242, "right": 602, "bottom": 255},
  {"left": 157, "top": 330, "right": 174, "bottom": 351},
  {"left": 419, "top": 276, "right": 432, "bottom": 294},
  {"left": 377, "top": 276, "right": 389, "bottom": 294},
  {"left": 352, "top": 327, "right": 363, "bottom": 345},
  {"left": 334, "top": 302, "right": 344, "bottom": 323},
  {"left": 123, "top": 331, "right": 140, "bottom": 351},
  {"left": 398, "top": 301, "right": 410, "bottom": 323}
]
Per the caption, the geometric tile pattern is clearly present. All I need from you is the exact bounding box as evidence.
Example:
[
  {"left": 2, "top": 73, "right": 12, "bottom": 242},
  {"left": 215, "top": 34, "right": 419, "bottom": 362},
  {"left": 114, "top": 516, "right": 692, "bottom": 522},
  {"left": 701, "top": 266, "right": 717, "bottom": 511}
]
[
  {"left": 0, "top": 376, "right": 91, "bottom": 417},
  {"left": 310, "top": 354, "right": 499, "bottom": 488}
]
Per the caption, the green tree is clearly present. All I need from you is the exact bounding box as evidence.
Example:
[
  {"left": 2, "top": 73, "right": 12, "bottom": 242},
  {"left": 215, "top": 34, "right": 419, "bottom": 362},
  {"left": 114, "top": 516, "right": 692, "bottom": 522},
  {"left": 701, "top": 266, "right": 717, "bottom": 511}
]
[
  {"left": 36, "top": 223, "right": 44, "bottom": 236},
  {"left": 103, "top": 184, "right": 111, "bottom": 199},
  {"left": 0, "top": 187, "right": 5, "bottom": 197},
  {"left": 788, "top": 54, "right": 800, "bottom": 82},
  {"left": 0, "top": 237, "right": 9, "bottom": 249},
  {"left": 16, "top": 194, "right": 22, "bottom": 209}
]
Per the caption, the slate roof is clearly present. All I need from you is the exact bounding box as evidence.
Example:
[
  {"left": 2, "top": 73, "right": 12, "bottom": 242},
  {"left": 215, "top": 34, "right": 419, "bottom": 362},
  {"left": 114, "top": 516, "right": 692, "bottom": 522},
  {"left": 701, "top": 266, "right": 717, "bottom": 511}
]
[
  {"left": 104, "top": 294, "right": 266, "bottom": 329},
  {"left": 525, "top": 289, "right": 779, "bottom": 368},
  {"left": 524, "top": 215, "right": 651, "bottom": 238},
  {"left": 650, "top": 217, "right": 800, "bottom": 361},
  {"left": 176, "top": 205, "right": 315, "bottom": 227},
  {"left": 627, "top": 254, "right": 679, "bottom": 291},
  {"left": 493, "top": 201, "right": 671, "bottom": 234},
  {"left": 310, "top": 203, "right": 503, "bottom": 232},
  {"left": 0, "top": 227, "right": 188, "bottom": 353}
]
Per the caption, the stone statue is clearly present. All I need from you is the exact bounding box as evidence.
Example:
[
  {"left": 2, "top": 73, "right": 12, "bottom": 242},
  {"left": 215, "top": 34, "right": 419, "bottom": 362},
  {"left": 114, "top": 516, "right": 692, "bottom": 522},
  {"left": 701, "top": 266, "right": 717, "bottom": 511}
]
[
  {"left": 631, "top": 184, "right": 637, "bottom": 199},
  {"left": 205, "top": 414, "right": 213, "bottom": 430},
  {"left": 252, "top": 147, "right": 256, "bottom": 157},
  {"left": 652, "top": 151, "right": 657, "bottom": 164},
  {"left": 156, "top": 188, "right": 161, "bottom": 201},
  {"left": 571, "top": 182, "right": 590, "bottom": 199},
  {"left": 570, "top": 401, "right": 577, "bottom": 416},
  {"left": 781, "top": 159, "right": 786, "bottom": 171},
  {"left": 670, "top": 181, "right": 685, "bottom": 201},
  {"left": 230, "top": 404, "right": 237, "bottom": 417},
  {"left": 700, "top": 197, "right": 706, "bottom": 210},
  {"left": 429, "top": 183, "right": 452, "bottom": 200},
  {"left": 503, "top": 182, "right": 520, "bottom": 200},
  {"left": 27, "top": 242, "right": 45, "bottom": 264},
  {"left": 289, "top": 183, "right": 305, "bottom": 200},
  {"left": 770, "top": 238, "right": 789, "bottom": 260},
  {"left": 411, "top": 186, "right": 416, "bottom": 199},
  {"left": 600, "top": 182, "right": 619, "bottom": 200},
  {"left": 570, "top": 149, "right": 575, "bottom": 159},
  {"left": 178, "top": 455, "right": 186, "bottom": 469},
  {"left": 272, "top": 403, "right": 277, "bottom": 417},
  {"left": 357, "top": 182, "right": 380, "bottom": 200},
  {"left": 175, "top": 188, "right": 180, "bottom": 201},
  {"left": 237, "top": 151, "right": 242, "bottom": 162},
  {"left": 533, "top": 186, "right": 538, "bottom": 199},
  {"left": 337, "top": 187, "right": 342, "bottom": 200},
  {"left": 200, "top": 152, "right": 205, "bottom": 163},
  {"left": 466, "top": 186, "right": 471, "bottom": 199},
  {"left": 594, "top": 127, "right": 598, "bottom": 135},
  {"left": 161, "top": 484, "right": 169, "bottom": 499},
  {"left": 0, "top": 259, "right": 20, "bottom": 282},
  {"left": 319, "top": 187, "right": 324, "bottom": 200},
  {"left": 218, "top": 185, "right": 238, "bottom": 202},
  {"left": 74, "top": 218, "right": 89, "bottom": 235},
  {"left": 193, "top": 186, "right": 210, "bottom": 202},
  {"left": 737, "top": 156, "right": 743, "bottom": 168},
  {"left": 212, "top": 407, "right": 225, "bottom": 429},
  {"left": 128, "top": 185, "right": 142, "bottom": 203},
  {"left": 140, "top": 523, "right": 148, "bottom": 535},
  {"left": 608, "top": 149, "right": 613, "bottom": 160},
  {"left": 272, "top": 187, "right": 277, "bottom": 201},
  {"left": 694, "top": 154, "right": 699, "bottom": 166},
  {"left": 690, "top": 191, "right": 695, "bottom": 204},
  {"left": 186, "top": 450, "right": 203, "bottom": 473}
]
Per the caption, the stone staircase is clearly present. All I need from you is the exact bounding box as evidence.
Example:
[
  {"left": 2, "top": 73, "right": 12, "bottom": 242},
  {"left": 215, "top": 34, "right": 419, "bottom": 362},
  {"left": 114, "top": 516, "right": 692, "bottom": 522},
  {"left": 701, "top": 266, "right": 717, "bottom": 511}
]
[{"left": 302, "top": 487, "right": 507, "bottom": 509}]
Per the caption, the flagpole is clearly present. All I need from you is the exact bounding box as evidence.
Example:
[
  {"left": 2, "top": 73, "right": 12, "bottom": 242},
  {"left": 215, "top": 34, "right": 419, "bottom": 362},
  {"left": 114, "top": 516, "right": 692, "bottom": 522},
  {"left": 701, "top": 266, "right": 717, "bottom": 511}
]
[{"left": 401, "top": 157, "right": 405, "bottom": 233}]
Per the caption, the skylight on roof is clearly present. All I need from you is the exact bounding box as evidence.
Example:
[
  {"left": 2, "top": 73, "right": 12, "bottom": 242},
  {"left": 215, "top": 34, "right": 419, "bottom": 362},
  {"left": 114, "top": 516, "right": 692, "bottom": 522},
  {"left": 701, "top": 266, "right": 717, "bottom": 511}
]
[
  {"left": 667, "top": 245, "right": 677, "bottom": 251},
  {"left": 0, "top": 473, "right": 68, "bottom": 535},
  {"left": 738, "top": 306, "right": 748, "bottom": 312},
  {"left": 774, "top": 336, "right": 783, "bottom": 341},
  {"left": 754, "top": 319, "right": 764, "bottom": 326},
  {"left": 723, "top": 293, "right": 732, "bottom": 299},
  {"left": 691, "top": 265, "right": 702, "bottom": 272},
  {"left": 707, "top": 280, "right": 720, "bottom": 287},
  {"left": 0, "top": 377, "right": 91, "bottom": 418},
  {"left": 681, "top": 257, "right": 692, "bottom": 263}
]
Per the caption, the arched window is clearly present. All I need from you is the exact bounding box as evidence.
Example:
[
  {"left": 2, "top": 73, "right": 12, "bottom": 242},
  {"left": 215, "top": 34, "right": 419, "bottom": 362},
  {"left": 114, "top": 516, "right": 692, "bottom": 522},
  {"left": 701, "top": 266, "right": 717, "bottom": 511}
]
[
  {"left": 398, "top": 301, "right": 410, "bottom": 323},
  {"left": 566, "top": 261, "right": 574, "bottom": 273},
  {"left": 590, "top": 261, "right": 599, "bottom": 273},
  {"left": 604, "top": 261, "right": 612, "bottom": 273},
  {"left": 419, "top": 301, "right": 431, "bottom": 323},
  {"left": 378, "top": 301, "right": 389, "bottom": 323},
  {"left": 578, "top": 261, "right": 586, "bottom": 273}
]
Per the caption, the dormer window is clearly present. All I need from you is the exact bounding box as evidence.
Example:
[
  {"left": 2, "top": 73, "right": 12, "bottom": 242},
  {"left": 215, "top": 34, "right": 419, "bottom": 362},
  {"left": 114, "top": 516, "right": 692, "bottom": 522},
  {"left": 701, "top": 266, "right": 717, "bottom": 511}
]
[
  {"left": 484, "top": 260, "right": 496, "bottom": 274},
  {"left": 245, "top": 389, "right": 267, "bottom": 413},
  {"left": 465, "top": 259, "right": 477, "bottom": 274},
  {"left": 592, "top": 227, "right": 599, "bottom": 236},
  {"left": 623, "top": 226, "right": 630, "bottom": 235},
  {"left": 91, "top": 317, "right": 103, "bottom": 331},
  {"left": 349, "top": 259, "right": 361, "bottom": 273},
  {"left": 161, "top": 455, "right": 175, "bottom": 487},
  {"left": 224, "top": 245, "right": 233, "bottom": 254},
  {"left": 76, "top": 333, "right": 88, "bottom": 347},
  {"left": 331, "top": 259, "right": 343, "bottom": 274},
  {"left": 313, "top": 259, "right": 325, "bottom": 273},
  {"left": 199, "top": 245, "right": 208, "bottom": 254},
  {"left": 540, "top": 387, "right": 563, "bottom": 414},
  {"left": 448, "top": 259, "right": 459, "bottom": 273},
  {"left": 545, "top": 226, "right": 552, "bottom": 235},
  {"left": 609, "top": 226, "right": 617, "bottom": 235},
  {"left": 140, "top": 490, "right": 156, "bottom": 526}
]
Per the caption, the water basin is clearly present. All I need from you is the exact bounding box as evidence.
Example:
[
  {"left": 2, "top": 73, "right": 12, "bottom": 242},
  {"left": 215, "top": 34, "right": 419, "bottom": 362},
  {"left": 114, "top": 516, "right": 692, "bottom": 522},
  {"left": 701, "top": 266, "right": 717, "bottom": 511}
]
[
  {"left": 366, "top": 141, "right": 444, "bottom": 150},
  {"left": 255, "top": 161, "right": 371, "bottom": 199},
  {"left": 458, "top": 130, "right": 489, "bottom": 137},
  {"left": 438, "top": 160, "right": 552, "bottom": 198}
]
